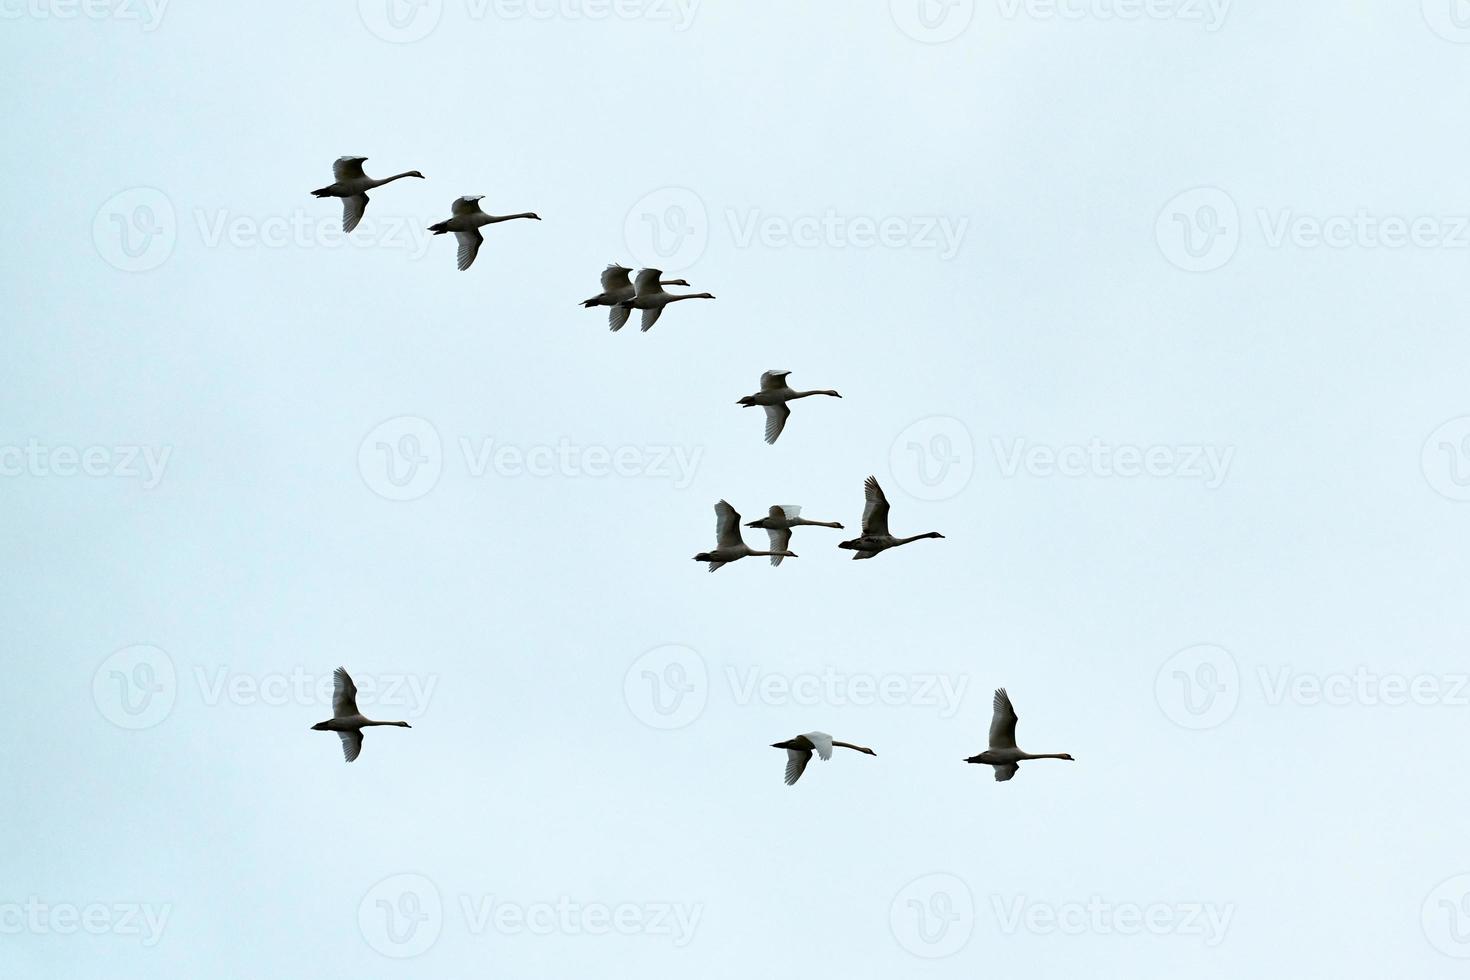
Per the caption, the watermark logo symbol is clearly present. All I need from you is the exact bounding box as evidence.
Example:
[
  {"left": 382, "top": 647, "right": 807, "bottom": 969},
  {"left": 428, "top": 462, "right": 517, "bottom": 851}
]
[
  {"left": 93, "top": 188, "right": 176, "bottom": 272},
  {"left": 890, "top": 0, "right": 975, "bottom": 43},
  {"left": 358, "top": 0, "right": 442, "bottom": 41},
  {"left": 890, "top": 873, "right": 974, "bottom": 958},
  {"left": 624, "top": 645, "right": 707, "bottom": 730},
  {"left": 358, "top": 416, "right": 443, "bottom": 501},
  {"left": 92, "top": 644, "right": 177, "bottom": 730},
  {"left": 889, "top": 416, "right": 975, "bottom": 501},
  {"left": 359, "top": 873, "right": 443, "bottom": 958},
  {"left": 624, "top": 187, "right": 708, "bottom": 272},
  {"left": 1155, "top": 644, "right": 1238, "bottom": 730},
  {"left": 1156, "top": 187, "right": 1239, "bottom": 272},
  {"left": 1422, "top": 417, "right": 1470, "bottom": 501},
  {"left": 1422, "top": 0, "right": 1470, "bottom": 42},
  {"left": 1423, "top": 874, "right": 1470, "bottom": 957}
]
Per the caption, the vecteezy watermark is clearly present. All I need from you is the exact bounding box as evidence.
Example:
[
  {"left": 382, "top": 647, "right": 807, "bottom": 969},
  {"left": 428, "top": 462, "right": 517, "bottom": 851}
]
[
  {"left": 992, "top": 438, "right": 1234, "bottom": 488},
  {"left": 357, "top": 0, "right": 698, "bottom": 43},
  {"left": 990, "top": 895, "right": 1234, "bottom": 946},
  {"left": 93, "top": 188, "right": 177, "bottom": 272},
  {"left": 1155, "top": 644, "right": 1240, "bottom": 731},
  {"left": 1422, "top": 416, "right": 1470, "bottom": 502},
  {"left": 1158, "top": 186, "right": 1470, "bottom": 272},
  {"left": 1423, "top": 874, "right": 1470, "bottom": 958},
  {"left": 92, "top": 645, "right": 178, "bottom": 730},
  {"left": 0, "top": 440, "right": 171, "bottom": 489},
  {"left": 0, "top": 0, "right": 168, "bottom": 30},
  {"left": 1421, "top": 0, "right": 1470, "bottom": 43},
  {"left": 194, "top": 208, "right": 436, "bottom": 259},
  {"left": 0, "top": 899, "right": 172, "bottom": 947},
  {"left": 890, "top": 873, "right": 975, "bottom": 958},
  {"left": 357, "top": 416, "right": 703, "bottom": 502},
  {"left": 890, "top": 416, "right": 976, "bottom": 502},
  {"left": 623, "top": 646, "right": 970, "bottom": 729},
  {"left": 995, "top": 0, "right": 1230, "bottom": 31},
  {"left": 358, "top": 874, "right": 701, "bottom": 956}
]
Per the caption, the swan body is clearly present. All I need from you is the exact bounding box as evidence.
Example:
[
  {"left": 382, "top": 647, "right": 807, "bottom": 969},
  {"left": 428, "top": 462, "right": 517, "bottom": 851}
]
[
  {"left": 428, "top": 195, "right": 541, "bottom": 271},
  {"left": 737, "top": 370, "right": 841, "bottom": 444},
  {"left": 964, "top": 688, "right": 1074, "bottom": 782},
  {"left": 580, "top": 264, "right": 689, "bottom": 331},
  {"left": 616, "top": 268, "right": 715, "bottom": 331},
  {"left": 771, "top": 731, "right": 876, "bottom": 785},
  {"left": 310, "top": 667, "right": 412, "bottom": 763},
  {"left": 745, "top": 505, "right": 843, "bottom": 566},
  {"left": 310, "top": 156, "right": 425, "bottom": 233},
  {"left": 837, "top": 476, "right": 945, "bottom": 559},
  {"left": 693, "top": 499, "right": 796, "bottom": 572}
]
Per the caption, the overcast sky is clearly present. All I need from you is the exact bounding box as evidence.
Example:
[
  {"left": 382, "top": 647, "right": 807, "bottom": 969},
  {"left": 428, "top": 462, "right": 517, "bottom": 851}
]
[{"left": 5, "top": 1, "right": 1470, "bottom": 977}]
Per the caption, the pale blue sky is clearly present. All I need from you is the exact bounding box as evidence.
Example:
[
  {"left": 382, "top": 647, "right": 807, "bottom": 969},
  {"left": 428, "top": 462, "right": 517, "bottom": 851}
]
[{"left": 5, "top": 1, "right": 1470, "bottom": 977}]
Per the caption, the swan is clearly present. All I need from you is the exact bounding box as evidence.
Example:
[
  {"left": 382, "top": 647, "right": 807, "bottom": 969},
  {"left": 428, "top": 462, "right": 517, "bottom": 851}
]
[
  {"left": 837, "top": 476, "right": 945, "bottom": 559},
  {"left": 964, "top": 688, "right": 1074, "bottom": 782},
  {"left": 428, "top": 196, "right": 540, "bottom": 271},
  {"left": 616, "top": 268, "right": 715, "bottom": 332},
  {"left": 737, "top": 370, "right": 842, "bottom": 444},
  {"left": 580, "top": 264, "right": 690, "bottom": 332},
  {"left": 310, "top": 667, "right": 412, "bottom": 763},
  {"left": 693, "top": 499, "right": 797, "bottom": 572},
  {"left": 771, "top": 731, "right": 876, "bottom": 785},
  {"left": 744, "top": 505, "right": 844, "bottom": 566},
  {"left": 310, "top": 156, "right": 424, "bottom": 233}
]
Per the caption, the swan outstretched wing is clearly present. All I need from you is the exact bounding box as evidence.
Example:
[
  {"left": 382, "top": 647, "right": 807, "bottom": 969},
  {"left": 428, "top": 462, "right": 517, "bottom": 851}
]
[
  {"left": 632, "top": 268, "right": 663, "bottom": 296},
  {"left": 989, "top": 687, "right": 1019, "bottom": 749},
  {"left": 993, "top": 762, "right": 1018, "bottom": 782},
  {"left": 714, "top": 499, "right": 743, "bottom": 548},
  {"left": 784, "top": 748, "right": 812, "bottom": 785},
  {"left": 332, "top": 667, "right": 361, "bottom": 718},
  {"left": 767, "top": 526, "right": 791, "bottom": 566},
  {"left": 341, "top": 194, "right": 368, "bottom": 233},
  {"left": 776, "top": 505, "right": 801, "bottom": 520},
  {"left": 760, "top": 370, "right": 791, "bottom": 391},
  {"left": 640, "top": 306, "right": 663, "bottom": 332},
  {"left": 452, "top": 195, "right": 484, "bottom": 216},
  {"left": 338, "top": 730, "right": 364, "bottom": 763},
  {"left": 608, "top": 305, "right": 631, "bottom": 332},
  {"left": 804, "top": 731, "right": 834, "bottom": 760},
  {"left": 455, "top": 229, "right": 482, "bottom": 271},
  {"left": 601, "top": 264, "right": 632, "bottom": 291},
  {"left": 763, "top": 404, "right": 790, "bottom": 444},
  {"left": 861, "top": 475, "right": 890, "bottom": 536},
  {"left": 333, "top": 156, "right": 366, "bottom": 180}
]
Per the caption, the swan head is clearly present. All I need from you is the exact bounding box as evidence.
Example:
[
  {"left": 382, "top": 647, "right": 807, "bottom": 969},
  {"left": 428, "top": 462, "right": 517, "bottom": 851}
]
[
  {"left": 396, "top": 722, "right": 412, "bottom": 728},
  {"left": 1058, "top": 753, "right": 1074, "bottom": 761},
  {"left": 407, "top": 170, "right": 425, "bottom": 179},
  {"left": 856, "top": 747, "right": 877, "bottom": 756},
  {"left": 528, "top": 213, "right": 542, "bottom": 220}
]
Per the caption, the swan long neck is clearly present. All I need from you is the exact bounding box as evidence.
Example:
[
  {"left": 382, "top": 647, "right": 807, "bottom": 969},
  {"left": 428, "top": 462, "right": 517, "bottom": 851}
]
[
  {"left": 896, "top": 532, "right": 942, "bottom": 545},
  {"left": 792, "top": 389, "right": 840, "bottom": 399},
  {"left": 666, "top": 293, "right": 715, "bottom": 302},
  {"left": 487, "top": 212, "right": 539, "bottom": 223},
  {"left": 1020, "top": 752, "right": 1071, "bottom": 760},
  {"left": 362, "top": 718, "right": 407, "bottom": 727},
  {"left": 832, "top": 740, "right": 872, "bottom": 753},
  {"left": 795, "top": 519, "right": 842, "bottom": 528},
  {"left": 370, "top": 172, "right": 419, "bottom": 188}
]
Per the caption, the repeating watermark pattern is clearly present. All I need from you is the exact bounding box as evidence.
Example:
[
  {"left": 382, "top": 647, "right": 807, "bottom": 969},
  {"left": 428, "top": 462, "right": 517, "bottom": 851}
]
[
  {"left": 990, "top": 895, "right": 1234, "bottom": 945},
  {"left": 890, "top": 416, "right": 976, "bottom": 502},
  {"left": 358, "top": 416, "right": 702, "bottom": 502},
  {"left": 0, "top": 0, "right": 168, "bottom": 29},
  {"left": 1423, "top": 874, "right": 1470, "bottom": 958},
  {"left": 358, "top": 874, "right": 701, "bottom": 957},
  {"left": 1422, "top": 416, "right": 1470, "bottom": 502},
  {"left": 93, "top": 188, "right": 176, "bottom": 272},
  {"left": 357, "top": 0, "right": 698, "bottom": 43},
  {"left": 1157, "top": 645, "right": 1470, "bottom": 731},
  {"left": 623, "top": 188, "right": 970, "bottom": 271},
  {"left": 1421, "top": 0, "right": 1470, "bottom": 43},
  {"left": 93, "top": 649, "right": 436, "bottom": 729},
  {"left": 92, "top": 645, "right": 178, "bottom": 730},
  {"left": 623, "top": 646, "right": 970, "bottom": 729},
  {"left": 0, "top": 900, "right": 171, "bottom": 947},
  {"left": 0, "top": 440, "right": 172, "bottom": 488},
  {"left": 1159, "top": 186, "right": 1470, "bottom": 272},
  {"left": 992, "top": 438, "right": 1234, "bottom": 488},
  {"left": 890, "top": 0, "right": 976, "bottom": 43},
  {"left": 890, "top": 873, "right": 975, "bottom": 958},
  {"left": 995, "top": 0, "right": 1230, "bottom": 30},
  {"left": 359, "top": 874, "right": 443, "bottom": 959}
]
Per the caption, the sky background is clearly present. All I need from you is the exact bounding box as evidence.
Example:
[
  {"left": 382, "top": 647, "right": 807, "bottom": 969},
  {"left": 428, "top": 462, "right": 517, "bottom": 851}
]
[{"left": 5, "top": 0, "right": 1470, "bottom": 976}]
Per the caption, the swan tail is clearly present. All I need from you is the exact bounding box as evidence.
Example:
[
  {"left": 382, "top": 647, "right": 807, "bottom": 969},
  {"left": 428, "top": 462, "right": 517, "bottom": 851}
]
[
  {"left": 428, "top": 221, "right": 449, "bottom": 235},
  {"left": 310, "top": 187, "right": 333, "bottom": 198}
]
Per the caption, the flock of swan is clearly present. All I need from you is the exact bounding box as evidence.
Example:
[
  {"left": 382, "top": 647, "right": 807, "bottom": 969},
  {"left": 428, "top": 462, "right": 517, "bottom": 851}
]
[{"left": 310, "top": 155, "right": 1072, "bottom": 785}]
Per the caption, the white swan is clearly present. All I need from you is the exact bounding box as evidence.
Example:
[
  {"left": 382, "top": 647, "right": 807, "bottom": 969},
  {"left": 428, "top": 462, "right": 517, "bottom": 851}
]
[
  {"left": 580, "top": 264, "right": 690, "bottom": 332},
  {"left": 693, "top": 499, "right": 797, "bottom": 572},
  {"left": 837, "top": 476, "right": 945, "bottom": 559},
  {"left": 428, "top": 196, "right": 540, "bottom": 271},
  {"left": 310, "top": 156, "right": 424, "bottom": 233},
  {"left": 310, "top": 667, "right": 412, "bottom": 763},
  {"left": 616, "top": 268, "right": 715, "bottom": 332},
  {"left": 744, "top": 505, "right": 844, "bottom": 566},
  {"left": 736, "top": 370, "right": 842, "bottom": 444},
  {"left": 964, "top": 688, "right": 1074, "bottom": 782},
  {"left": 771, "top": 731, "right": 876, "bottom": 785}
]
